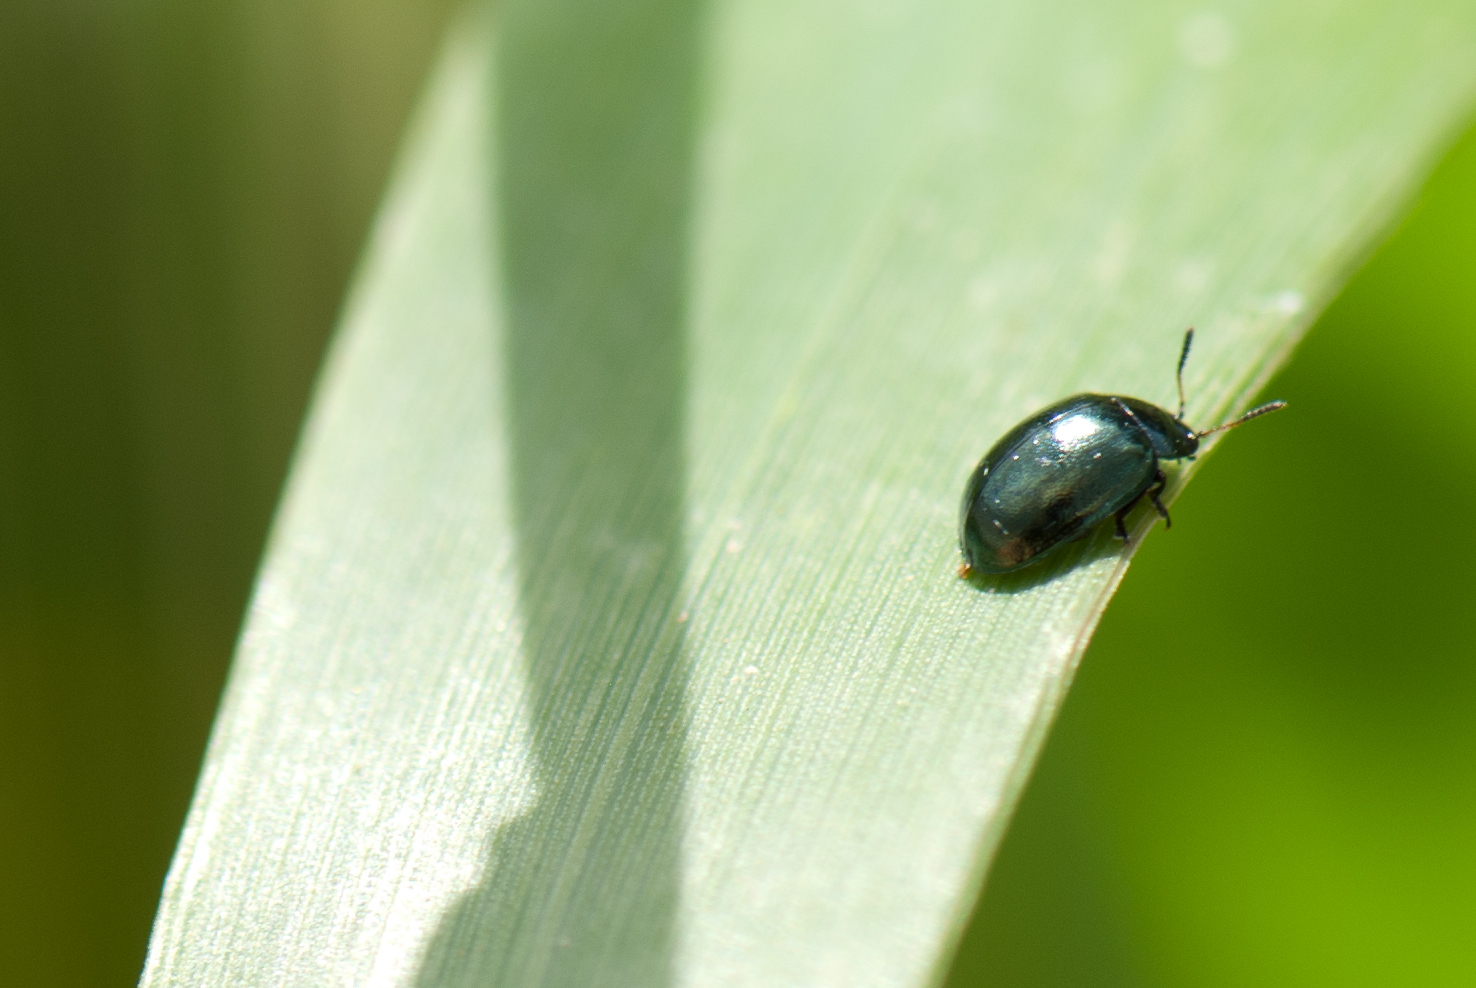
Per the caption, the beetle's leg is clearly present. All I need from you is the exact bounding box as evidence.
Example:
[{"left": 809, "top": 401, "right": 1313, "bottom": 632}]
[
  {"left": 1113, "top": 490, "right": 1145, "bottom": 540},
  {"left": 1148, "top": 468, "right": 1171, "bottom": 529}
]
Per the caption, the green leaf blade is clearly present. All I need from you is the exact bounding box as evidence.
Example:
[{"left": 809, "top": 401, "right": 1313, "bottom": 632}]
[{"left": 142, "top": 1, "right": 1476, "bottom": 986}]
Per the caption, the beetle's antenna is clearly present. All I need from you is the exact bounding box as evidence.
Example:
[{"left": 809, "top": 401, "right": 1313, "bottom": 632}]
[
  {"left": 1196, "top": 400, "right": 1287, "bottom": 438},
  {"left": 1175, "top": 328, "right": 1193, "bottom": 419}
]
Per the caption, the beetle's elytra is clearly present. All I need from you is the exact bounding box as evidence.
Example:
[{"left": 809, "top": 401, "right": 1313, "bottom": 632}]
[{"left": 959, "top": 330, "right": 1285, "bottom": 575}]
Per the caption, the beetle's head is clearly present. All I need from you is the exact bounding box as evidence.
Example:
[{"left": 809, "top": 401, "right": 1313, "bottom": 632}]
[{"left": 1168, "top": 417, "right": 1200, "bottom": 458}]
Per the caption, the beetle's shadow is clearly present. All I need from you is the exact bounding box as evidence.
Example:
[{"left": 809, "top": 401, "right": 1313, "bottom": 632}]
[{"left": 961, "top": 528, "right": 1135, "bottom": 594}]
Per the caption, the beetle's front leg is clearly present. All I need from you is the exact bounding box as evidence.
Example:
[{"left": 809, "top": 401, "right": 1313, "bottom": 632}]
[
  {"left": 1113, "top": 490, "right": 1145, "bottom": 540},
  {"left": 1147, "top": 468, "right": 1171, "bottom": 528}
]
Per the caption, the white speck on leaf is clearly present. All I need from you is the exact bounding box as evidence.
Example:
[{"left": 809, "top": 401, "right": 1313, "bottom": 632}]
[
  {"left": 1180, "top": 12, "right": 1235, "bottom": 68},
  {"left": 1268, "top": 289, "right": 1305, "bottom": 315}
]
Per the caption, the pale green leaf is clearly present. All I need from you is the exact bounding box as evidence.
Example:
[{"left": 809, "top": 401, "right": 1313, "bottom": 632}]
[{"left": 140, "top": 1, "right": 1476, "bottom": 986}]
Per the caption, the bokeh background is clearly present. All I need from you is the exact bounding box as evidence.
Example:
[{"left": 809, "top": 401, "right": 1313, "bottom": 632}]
[
  {"left": 1, "top": 2, "right": 458, "bottom": 984},
  {"left": 1, "top": 2, "right": 1471, "bottom": 986}
]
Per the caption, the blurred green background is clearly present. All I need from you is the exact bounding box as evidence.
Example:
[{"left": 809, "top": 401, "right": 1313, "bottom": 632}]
[
  {"left": 1, "top": 2, "right": 1472, "bottom": 987},
  {"left": 0, "top": 1, "right": 457, "bottom": 984}
]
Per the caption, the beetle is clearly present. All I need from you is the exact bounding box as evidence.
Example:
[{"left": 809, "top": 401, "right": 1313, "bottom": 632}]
[{"left": 959, "top": 329, "right": 1285, "bottom": 575}]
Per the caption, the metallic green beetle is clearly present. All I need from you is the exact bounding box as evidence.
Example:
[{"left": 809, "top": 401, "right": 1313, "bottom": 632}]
[{"left": 959, "top": 330, "right": 1285, "bottom": 575}]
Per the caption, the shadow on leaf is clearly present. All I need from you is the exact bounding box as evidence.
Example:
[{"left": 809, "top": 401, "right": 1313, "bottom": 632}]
[{"left": 415, "top": 0, "right": 703, "bottom": 982}]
